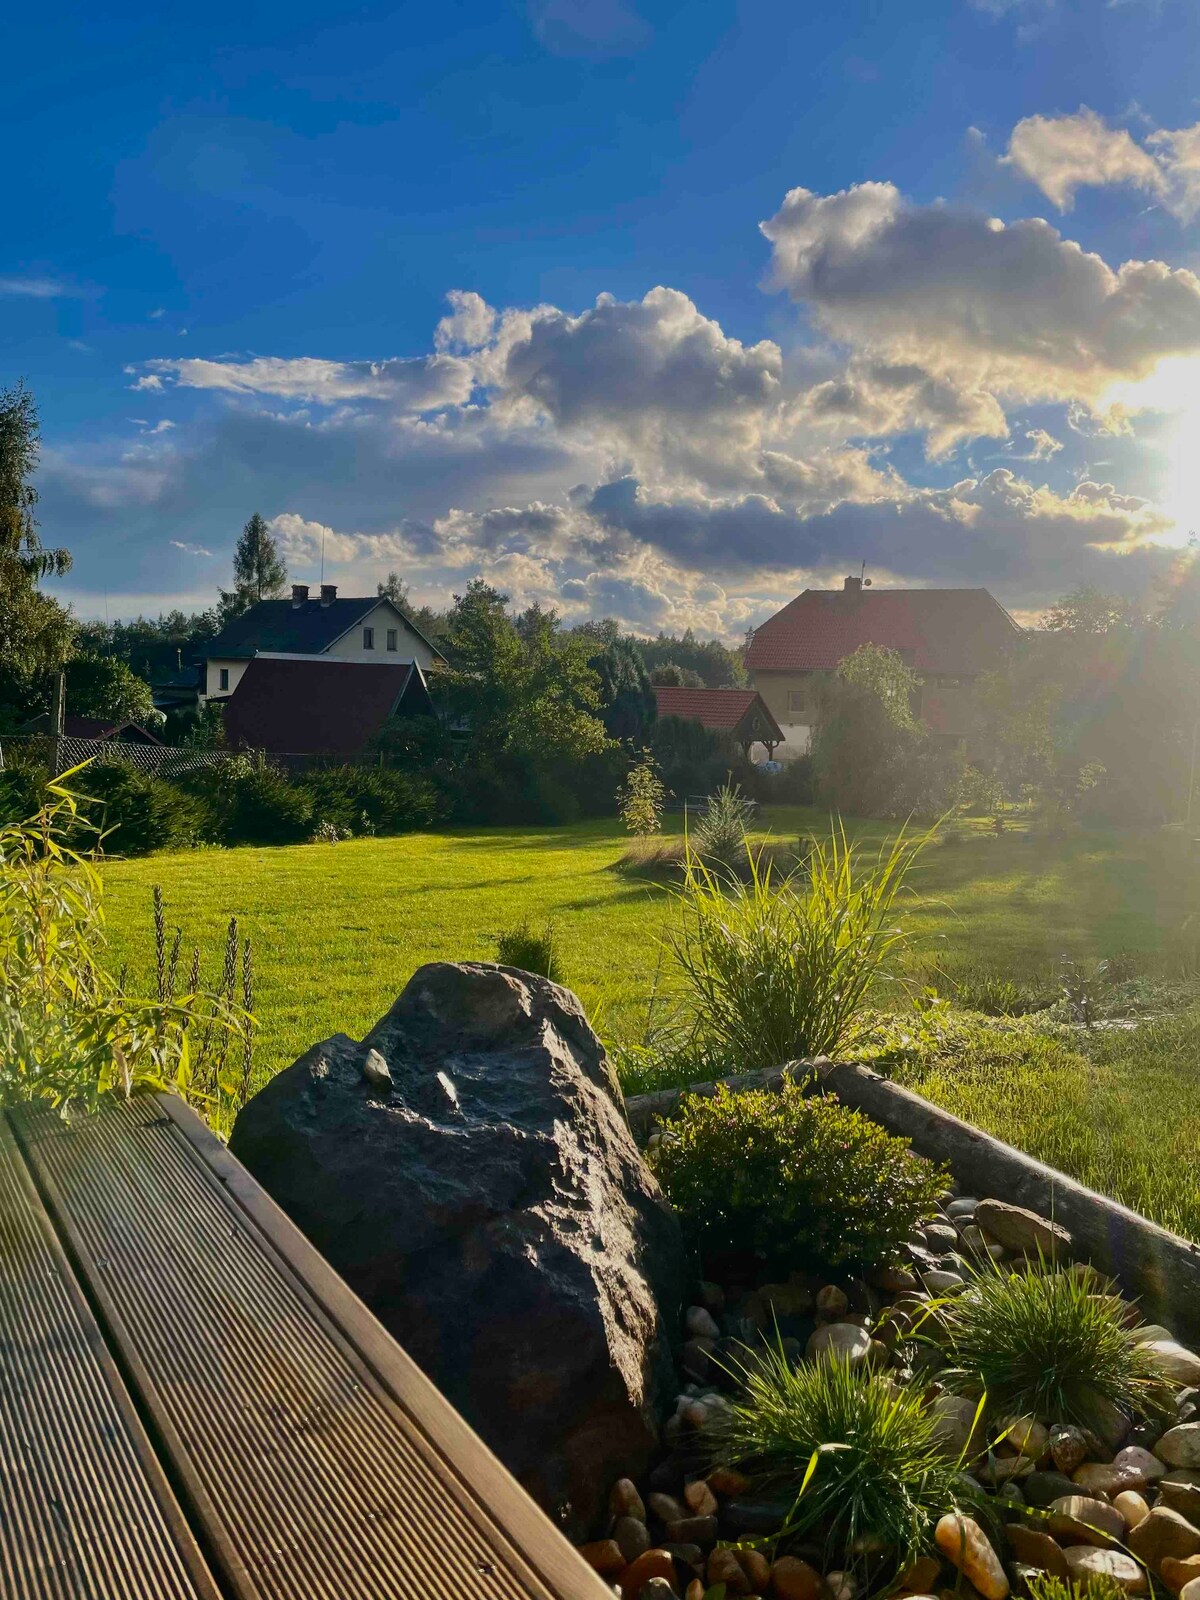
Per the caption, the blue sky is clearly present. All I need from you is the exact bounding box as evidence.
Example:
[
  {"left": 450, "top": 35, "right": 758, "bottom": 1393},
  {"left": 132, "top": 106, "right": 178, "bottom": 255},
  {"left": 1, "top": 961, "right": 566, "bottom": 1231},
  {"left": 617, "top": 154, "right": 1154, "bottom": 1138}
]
[{"left": 9, "top": 0, "right": 1200, "bottom": 633}]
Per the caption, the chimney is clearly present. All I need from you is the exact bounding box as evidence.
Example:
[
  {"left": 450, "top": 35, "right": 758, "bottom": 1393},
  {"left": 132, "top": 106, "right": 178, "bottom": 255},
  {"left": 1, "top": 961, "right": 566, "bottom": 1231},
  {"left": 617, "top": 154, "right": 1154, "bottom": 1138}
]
[
  {"left": 843, "top": 575, "right": 862, "bottom": 594},
  {"left": 320, "top": 583, "right": 337, "bottom": 606},
  {"left": 291, "top": 583, "right": 310, "bottom": 607}
]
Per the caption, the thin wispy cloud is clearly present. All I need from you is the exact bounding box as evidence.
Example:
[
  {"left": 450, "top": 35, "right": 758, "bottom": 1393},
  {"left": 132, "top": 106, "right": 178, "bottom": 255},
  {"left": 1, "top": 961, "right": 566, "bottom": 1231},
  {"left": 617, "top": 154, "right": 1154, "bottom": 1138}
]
[
  {"left": 170, "top": 539, "right": 214, "bottom": 557},
  {"left": 0, "top": 275, "right": 79, "bottom": 299}
]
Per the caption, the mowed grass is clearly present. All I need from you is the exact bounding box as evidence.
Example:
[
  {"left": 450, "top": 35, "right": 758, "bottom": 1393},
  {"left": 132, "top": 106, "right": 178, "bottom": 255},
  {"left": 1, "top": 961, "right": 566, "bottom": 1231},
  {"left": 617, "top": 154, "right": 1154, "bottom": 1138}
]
[{"left": 99, "top": 808, "right": 1200, "bottom": 1235}]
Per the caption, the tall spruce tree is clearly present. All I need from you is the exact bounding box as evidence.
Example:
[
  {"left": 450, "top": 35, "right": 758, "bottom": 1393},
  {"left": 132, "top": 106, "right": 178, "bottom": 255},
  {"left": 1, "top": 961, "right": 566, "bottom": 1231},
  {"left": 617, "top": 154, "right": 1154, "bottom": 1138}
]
[
  {"left": 0, "top": 382, "right": 74, "bottom": 726},
  {"left": 219, "top": 512, "right": 287, "bottom": 620}
]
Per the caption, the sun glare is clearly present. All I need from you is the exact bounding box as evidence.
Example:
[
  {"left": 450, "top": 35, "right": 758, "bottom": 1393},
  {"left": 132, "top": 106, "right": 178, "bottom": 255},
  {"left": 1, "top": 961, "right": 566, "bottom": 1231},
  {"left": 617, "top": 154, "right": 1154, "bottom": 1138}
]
[{"left": 1104, "top": 356, "right": 1200, "bottom": 547}]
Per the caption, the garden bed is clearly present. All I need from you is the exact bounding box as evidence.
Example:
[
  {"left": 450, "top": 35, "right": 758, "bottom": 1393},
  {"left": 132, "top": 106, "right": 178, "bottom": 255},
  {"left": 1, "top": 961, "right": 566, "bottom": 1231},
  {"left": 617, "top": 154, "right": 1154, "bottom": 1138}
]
[{"left": 576, "top": 1068, "right": 1200, "bottom": 1600}]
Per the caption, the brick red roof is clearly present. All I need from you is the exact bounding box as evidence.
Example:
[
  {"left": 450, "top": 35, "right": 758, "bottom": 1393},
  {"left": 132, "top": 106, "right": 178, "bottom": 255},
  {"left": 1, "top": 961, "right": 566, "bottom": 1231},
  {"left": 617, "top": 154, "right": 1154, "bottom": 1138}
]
[
  {"left": 224, "top": 658, "right": 432, "bottom": 756},
  {"left": 653, "top": 686, "right": 783, "bottom": 743},
  {"left": 746, "top": 586, "right": 1021, "bottom": 675}
]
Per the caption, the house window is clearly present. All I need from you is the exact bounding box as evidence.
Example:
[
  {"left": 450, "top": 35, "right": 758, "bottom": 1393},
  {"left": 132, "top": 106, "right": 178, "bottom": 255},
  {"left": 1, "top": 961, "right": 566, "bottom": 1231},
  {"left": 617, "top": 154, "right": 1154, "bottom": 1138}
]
[
  {"left": 218, "top": 668, "right": 229, "bottom": 691},
  {"left": 363, "top": 627, "right": 375, "bottom": 650},
  {"left": 386, "top": 628, "right": 398, "bottom": 652},
  {"left": 787, "top": 688, "right": 811, "bottom": 719}
]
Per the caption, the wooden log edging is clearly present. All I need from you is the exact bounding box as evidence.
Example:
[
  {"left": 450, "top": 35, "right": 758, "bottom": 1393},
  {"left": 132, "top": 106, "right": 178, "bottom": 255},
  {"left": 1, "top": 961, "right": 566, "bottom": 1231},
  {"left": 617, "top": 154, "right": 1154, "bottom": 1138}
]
[{"left": 625, "top": 1058, "right": 1200, "bottom": 1332}]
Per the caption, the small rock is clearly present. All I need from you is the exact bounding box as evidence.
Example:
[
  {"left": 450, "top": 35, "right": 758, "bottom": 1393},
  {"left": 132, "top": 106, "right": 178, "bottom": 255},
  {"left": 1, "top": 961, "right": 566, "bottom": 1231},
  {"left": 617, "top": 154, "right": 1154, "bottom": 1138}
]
[
  {"left": 663, "top": 1518, "right": 717, "bottom": 1549},
  {"left": 1063, "top": 1547, "right": 1147, "bottom": 1593},
  {"left": 681, "top": 1338, "right": 716, "bottom": 1383},
  {"left": 978, "top": 1455, "right": 1035, "bottom": 1485},
  {"left": 1047, "top": 1494, "right": 1126, "bottom": 1546},
  {"left": 957, "top": 1224, "right": 989, "bottom": 1254},
  {"left": 1163, "top": 1556, "right": 1200, "bottom": 1595},
  {"left": 579, "top": 1540, "right": 626, "bottom": 1575},
  {"left": 1133, "top": 1325, "right": 1176, "bottom": 1347},
  {"left": 611, "top": 1479, "right": 648, "bottom": 1521},
  {"left": 1114, "top": 1446, "right": 1168, "bottom": 1486},
  {"left": 683, "top": 1481, "right": 718, "bottom": 1518},
  {"left": 1091, "top": 1396, "right": 1133, "bottom": 1452},
  {"left": 896, "top": 1556, "right": 942, "bottom": 1594},
  {"left": 685, "top": 1306, "right": 721, "bottom": 1341},
  {"left": 361, "top": 1047, "right": 392, "bottom": 1089},
  {"left": 928, "top": 1393, "right": 983, "bottom": 1459},
  {"left": 769, "top": 1556, "right": 823, "bottom": 1600},
  {"left": 1127, "top": 1506, "right": 1200, "bottom": 1568},
  {"left": 816, "top": 1285, "right": 849, "bottom": 1320},
  {"left": 925, "top": 1224, "right": 959, "bottom": 1252},
  {"left": 706, "top": 1466, "right": 750, "bottom": 1498},
  {"left": 1114, "top": 1491, "right": 1152, "bottom": 1530},
  {"left": 1073, "top": 1462, "right": 1129, "bottom": 1497},
  {"left": 707, "top": 1549, "right": 751, "bottom": 1594},
  {"left": 1050, "top": 1423, "right": 1088, "bottom": 1476},
  {"left": 825, "top": 1571, "right": 856, "bottom": 1600},
  {"left": 737, "top": 1550, "right": 771, "bottom": 1591},
  {"left": 1161, "top": 1479, "right": 1200, "bottom": 1521},
  {"left": 806, "top": 1323, "right": 871, "bottom": 1366},
  {"left": 661, "top": 1545, "right": 704, "bottom": 1574},
  {"left": 697, "top": 1281, "right": 725, "bottom": 1314},
  {"left": 1184, "top": 1581, "right": 1200, "bottom": 1600},
  {"left": 719, "top": 1500, "right": 792, "bottom": 1538},
  {"left": 1006, "top": 1526, "right": 1069, "bottom": 1577},
  {"left": 934, "top": 1513, "right": 1008, "bottom": 1600},
  {"left": 1001, "top": 1415, "right": 1049, "bottom": 1461},
  {"left": 641, "top": 1578, "right": 680, "bottom": 1600},
  {"left": 1023, "top": 1470, "right": 1080, "bottom": 1507},
  {"left": 1143, "top": 1343, "right": 1200, "bottom": 1388},
  {"left": 872, "top": 1265, "right": 918, "bottom": 1293},
  {"left": 974, "top": 1199, "right": 1070, "bottom": 1257},
  {"left": 648, "top": 1493, "right": 686, "bottom": 1524},
  {"left": 620, "top": 1551, "right": 678, "bottom": 1599},
  {"left": 615, "top": 1518, "right": 652, "bottom": 1563},
  {"left": 922, "top": 1269, "right": 966, "bottom": 1294},
  {"left": 947, "top": 1197, "right": 978, "bottom": 1218},
  {"left": 1159, "top": 1426, "right": 1200, "bottom": 1470},
  {"left": 681, "top": 1401, "right": 709, "bottom": 1429},
  {"left": 686, "top": 1582, "right": 705, "bottom": 1600}
]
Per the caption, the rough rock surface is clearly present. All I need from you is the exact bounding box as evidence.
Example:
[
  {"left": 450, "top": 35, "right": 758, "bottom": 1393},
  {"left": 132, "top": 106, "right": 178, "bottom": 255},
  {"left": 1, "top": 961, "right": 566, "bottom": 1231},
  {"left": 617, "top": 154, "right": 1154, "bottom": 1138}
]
[{"left": 230, "top": 961, "right": 684, "bottom": 1537}]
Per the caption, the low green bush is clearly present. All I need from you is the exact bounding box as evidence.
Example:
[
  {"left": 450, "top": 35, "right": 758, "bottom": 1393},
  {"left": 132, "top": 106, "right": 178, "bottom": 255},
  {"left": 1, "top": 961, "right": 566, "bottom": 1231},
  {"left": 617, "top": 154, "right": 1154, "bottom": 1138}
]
[
  {"left": 76, "top": 761, "right": 212, "bottom": 855},
  {"left": 299, "top": 764, "right": 443, "bottom": 836},
  {"left": 703, "top": 1343, "right": 972, "bottom": 1583},
  {"left": 496, "top": 919, "right": 564, "bottom": 983},
  {"left": 648, "top": 1081, "right": 949, "bottom": 1272},
  {"left": 0, "top": 759, "right": 49, "bottom": 826},
  {"left": 942, "top": 1263, "right": 1174, "bottom": 1432},
  {"left": 947, "top": 967, "right": 1056, "bottom": 1017},
  {"left": 185, "top": 757, "right": 313, "bottom": 846},
  {"left": 690, "top": 782, "right": 752, "bottom": 870}
]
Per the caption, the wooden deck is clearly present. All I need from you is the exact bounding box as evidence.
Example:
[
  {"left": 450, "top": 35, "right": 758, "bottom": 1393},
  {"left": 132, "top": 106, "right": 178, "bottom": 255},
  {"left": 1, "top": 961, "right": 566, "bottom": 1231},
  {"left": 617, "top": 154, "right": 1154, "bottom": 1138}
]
[{"left": 0, "top": 1094, "right": 611, "bottom": 1600}]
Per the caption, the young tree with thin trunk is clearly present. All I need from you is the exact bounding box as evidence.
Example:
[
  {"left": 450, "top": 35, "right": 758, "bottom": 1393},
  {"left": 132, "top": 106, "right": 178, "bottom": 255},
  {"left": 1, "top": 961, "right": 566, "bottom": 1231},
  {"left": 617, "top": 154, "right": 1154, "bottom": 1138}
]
[{"left": 219, "top": 513, "right": 287, "bottom": 620}]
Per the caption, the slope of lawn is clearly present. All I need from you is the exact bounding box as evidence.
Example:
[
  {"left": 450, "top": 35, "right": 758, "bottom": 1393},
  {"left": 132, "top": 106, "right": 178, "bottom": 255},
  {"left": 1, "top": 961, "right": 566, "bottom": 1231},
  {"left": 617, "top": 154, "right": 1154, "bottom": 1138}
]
[{"left": 99, "top": 808, "right": 1200, "bottom": 1235}]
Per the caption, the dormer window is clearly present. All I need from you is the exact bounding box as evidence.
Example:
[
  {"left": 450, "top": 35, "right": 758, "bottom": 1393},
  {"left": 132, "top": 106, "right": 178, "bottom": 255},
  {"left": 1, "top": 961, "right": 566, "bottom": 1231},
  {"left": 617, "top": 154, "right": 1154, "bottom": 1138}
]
[
  {"left": 363, "top": 627, "right": 375, "bottom": 650},
  {"left": 386, "top": 628, "right": 398, "bottom": 652}
]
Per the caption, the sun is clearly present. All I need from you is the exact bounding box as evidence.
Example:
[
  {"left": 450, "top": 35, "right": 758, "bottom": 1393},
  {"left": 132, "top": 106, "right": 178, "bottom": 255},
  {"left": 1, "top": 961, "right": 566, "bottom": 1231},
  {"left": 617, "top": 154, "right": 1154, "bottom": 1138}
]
[{"left": 1103, "top": 357, "right": 1200, "bottom": 547}]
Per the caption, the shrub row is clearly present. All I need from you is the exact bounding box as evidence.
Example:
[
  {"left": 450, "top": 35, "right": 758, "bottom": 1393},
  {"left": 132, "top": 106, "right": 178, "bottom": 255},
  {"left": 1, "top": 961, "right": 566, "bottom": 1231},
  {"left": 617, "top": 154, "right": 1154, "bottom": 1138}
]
[{"left": 0, "top": 756, "right": 445, "bottom": 855}]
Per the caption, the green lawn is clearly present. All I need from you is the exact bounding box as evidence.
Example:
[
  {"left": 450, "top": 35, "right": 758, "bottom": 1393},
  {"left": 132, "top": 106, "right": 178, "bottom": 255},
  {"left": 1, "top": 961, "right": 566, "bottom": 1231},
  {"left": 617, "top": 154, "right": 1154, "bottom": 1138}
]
[
  {"left": 101, "top": 807, "right": 1200, "bottom": 1090},
  {"left": 99, "top": 808, "right": 1200, "bottom": 1237}
]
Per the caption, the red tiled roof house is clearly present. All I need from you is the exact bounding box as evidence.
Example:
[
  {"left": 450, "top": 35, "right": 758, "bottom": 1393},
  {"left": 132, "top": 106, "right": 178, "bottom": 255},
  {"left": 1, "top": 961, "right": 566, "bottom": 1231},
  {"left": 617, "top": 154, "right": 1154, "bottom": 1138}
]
[
  {"left": 653, "top": 686, "right": 785, "bottom": 760},
  {"left": 745, "top": 576, "right": 1021, "bottom": 757}
]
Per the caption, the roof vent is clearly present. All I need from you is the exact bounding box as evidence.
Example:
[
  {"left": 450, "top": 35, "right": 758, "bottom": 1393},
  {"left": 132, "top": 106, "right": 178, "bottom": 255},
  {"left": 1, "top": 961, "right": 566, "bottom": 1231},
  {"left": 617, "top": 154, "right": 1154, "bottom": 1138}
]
[
  {"left": 292, "top": 583, "right": 309, "bottom": 607},
  {"left": 843, "top": 575, "right": 862, "bottom": 594},
  {"left": 320, "top": 583, "right": 337, "bottom": 606}
]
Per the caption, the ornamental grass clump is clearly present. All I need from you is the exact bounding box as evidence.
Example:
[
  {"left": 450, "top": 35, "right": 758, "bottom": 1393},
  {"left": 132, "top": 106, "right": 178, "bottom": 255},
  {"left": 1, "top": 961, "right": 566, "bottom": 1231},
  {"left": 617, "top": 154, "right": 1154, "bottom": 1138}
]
[
  {"left": 496, "top": 918, "right": 564, "bottom": 984},
  {"left": 941, "top": 1262, "right": 1174, "bottom": 1432},
  {"left": 0, "top": 774, "right": 247, "bottom": 1117},
  {"left": 648, "top": 1081, "right": 949, "bottom": 1272},
  {"left": 672, "top": 821, "right": 926, "bottom": 1071},
  {"left": 704, "top": 1342, "right": 972, "bottom": 1582}
]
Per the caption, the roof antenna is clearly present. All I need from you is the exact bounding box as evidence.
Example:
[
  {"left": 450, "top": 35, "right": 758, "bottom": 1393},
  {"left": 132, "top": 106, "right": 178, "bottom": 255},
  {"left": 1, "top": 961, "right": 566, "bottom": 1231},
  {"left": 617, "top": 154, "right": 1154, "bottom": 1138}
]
[
  {"left": 861, "top": 560, "right": 872, "bottom": 589},
  {"left": 320, "top": 523, "right": 325, "bottom": 585}
]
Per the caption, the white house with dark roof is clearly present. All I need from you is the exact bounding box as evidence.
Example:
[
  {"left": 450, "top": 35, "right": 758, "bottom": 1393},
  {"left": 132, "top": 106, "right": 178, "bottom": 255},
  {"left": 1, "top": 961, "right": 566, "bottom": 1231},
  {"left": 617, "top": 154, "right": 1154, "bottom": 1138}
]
[{"left": 199, "top": 583, "right": 445, "bottom": 703}]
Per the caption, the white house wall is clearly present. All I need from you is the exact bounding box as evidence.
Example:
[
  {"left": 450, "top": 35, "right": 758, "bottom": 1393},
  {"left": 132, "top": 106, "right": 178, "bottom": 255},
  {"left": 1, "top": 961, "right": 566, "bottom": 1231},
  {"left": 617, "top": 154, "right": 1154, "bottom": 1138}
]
[{"left": 320, "top": 602, "right": 438, "bottom": 670}]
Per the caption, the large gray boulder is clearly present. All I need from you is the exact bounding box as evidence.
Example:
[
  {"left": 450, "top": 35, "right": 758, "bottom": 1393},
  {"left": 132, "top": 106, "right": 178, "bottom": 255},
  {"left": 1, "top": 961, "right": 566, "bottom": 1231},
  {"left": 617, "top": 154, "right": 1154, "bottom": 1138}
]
[{"left": 230, "top": 961, "right": 683, "bottom": 1537}]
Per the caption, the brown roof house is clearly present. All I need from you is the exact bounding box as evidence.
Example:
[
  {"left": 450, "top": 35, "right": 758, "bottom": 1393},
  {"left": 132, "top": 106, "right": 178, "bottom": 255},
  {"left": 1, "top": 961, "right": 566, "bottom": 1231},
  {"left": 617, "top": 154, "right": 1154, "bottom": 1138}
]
[
  {"left": 746, "top": 576, "right": 1021, "bottom": 756},
  {"left": 653, "top": 686, "right": 785, "bottom": 760},
  {"left": 223, "top": 658, "right": 435, "bottom": 758}
]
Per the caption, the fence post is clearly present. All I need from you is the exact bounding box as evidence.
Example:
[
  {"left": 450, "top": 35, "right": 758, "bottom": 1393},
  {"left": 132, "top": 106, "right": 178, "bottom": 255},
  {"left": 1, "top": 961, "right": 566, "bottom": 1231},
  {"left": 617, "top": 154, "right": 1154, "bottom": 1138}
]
[{"left": 52, "top": 671, "right": 66, "bottom": 776}]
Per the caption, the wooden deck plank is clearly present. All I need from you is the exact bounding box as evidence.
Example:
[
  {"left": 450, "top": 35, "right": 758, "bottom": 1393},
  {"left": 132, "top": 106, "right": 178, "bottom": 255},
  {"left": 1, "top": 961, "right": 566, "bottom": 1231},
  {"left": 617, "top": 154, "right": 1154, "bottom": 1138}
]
[
  {"left": 0, "top": 1114, "right": 221, "bottom": 1600},
  {"left": 14, "top": 1096, "right": 612, "bottom": 1600}
]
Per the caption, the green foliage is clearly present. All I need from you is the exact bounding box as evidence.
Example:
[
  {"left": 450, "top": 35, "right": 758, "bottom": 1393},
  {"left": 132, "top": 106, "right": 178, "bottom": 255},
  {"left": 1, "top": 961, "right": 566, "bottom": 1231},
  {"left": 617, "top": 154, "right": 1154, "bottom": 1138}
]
[
  {"left": 592, "top": 636, "right": 657, "bottom": 741},
  {"left": 947, "top": 966, "right": 1056, "bottom": 1017},
  {"left": 702, "top": 1345, "right": 970, "bottom": 1581},
  {"left": 942, "top": 1263, "right": 1174, "bottom": 1431},
  {"left": 617, "top": 750, "right": 667, "bottom": 836},
  {"left": 670, "top": 824, "right": 925, "bottom": 1070},
  {"left": 0, "top": 779, "right": 243, "bottom": 1113},
  {"left": 0, "top": 383, "right": 73, "bottom": 723},
  {"left": 649, "top": 1081, "right": 949, "bottom": 1272},
  {"left": 837, "top": 642, "right": 921, "bottom": 732},
  {"left": 635, "top": 628, "right": 745, "bottom": 688},
  {"left": 179, "top": 756, "right": 313, "bottom": 845},
  {"left": 219, "top": 511, "right": 288, "bottom": 620},
  {"left": 691, "top": 782, "right": 752, "bottom": 870},
  {"left": 496, "top": 918, "right": 564, "bottom": 983},
  {"left": 650, "top": 661, "right": 704, "bottom": 687},
  {"left": 65, "top": 653, "right": 157, "bottom": 724},
  {"left": 299, "top": 764, "right": 443, "bottom": 835},
  {"left": 76, "top": 762, "right": 212, "bottom": 855},
  {"left": 1023, "top": 1573, "right": 1130, "bottom": 1600},
  {"left": 0, "top": 759, "right": 49, "bottom": 826}
]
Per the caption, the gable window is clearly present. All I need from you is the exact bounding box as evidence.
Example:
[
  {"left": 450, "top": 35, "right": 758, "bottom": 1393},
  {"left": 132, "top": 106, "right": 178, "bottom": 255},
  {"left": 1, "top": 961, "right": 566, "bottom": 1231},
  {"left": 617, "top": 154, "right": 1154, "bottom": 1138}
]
[
  {"left": 386, "top": 628, "right": 398, "bottom": 652},
  {"left": 363, "top": 627, "right": 375, "bottom": 650},
  {"left": 218, "top": 668, "right": 229, "bottom": 692}
]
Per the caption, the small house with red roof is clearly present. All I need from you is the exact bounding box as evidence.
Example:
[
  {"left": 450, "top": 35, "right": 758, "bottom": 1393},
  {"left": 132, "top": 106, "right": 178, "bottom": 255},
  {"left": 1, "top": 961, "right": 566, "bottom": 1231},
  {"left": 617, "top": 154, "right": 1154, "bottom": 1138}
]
[
  {"left": 653, "top": 685, "right": 785, "bottom": 761},
  {"left": 223, "top": 657, "right": 434, "bottom": 758},
  {"left": 746, "top": 576, "right": 1021, "bottom": 756}
]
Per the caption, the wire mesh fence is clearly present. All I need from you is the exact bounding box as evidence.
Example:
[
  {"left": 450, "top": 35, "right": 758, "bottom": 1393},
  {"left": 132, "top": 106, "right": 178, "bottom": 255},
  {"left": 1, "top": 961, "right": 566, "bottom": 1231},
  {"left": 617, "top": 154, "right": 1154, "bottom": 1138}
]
[{"left": 0, "top": 735, "right": 228, "bottom": 779}]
